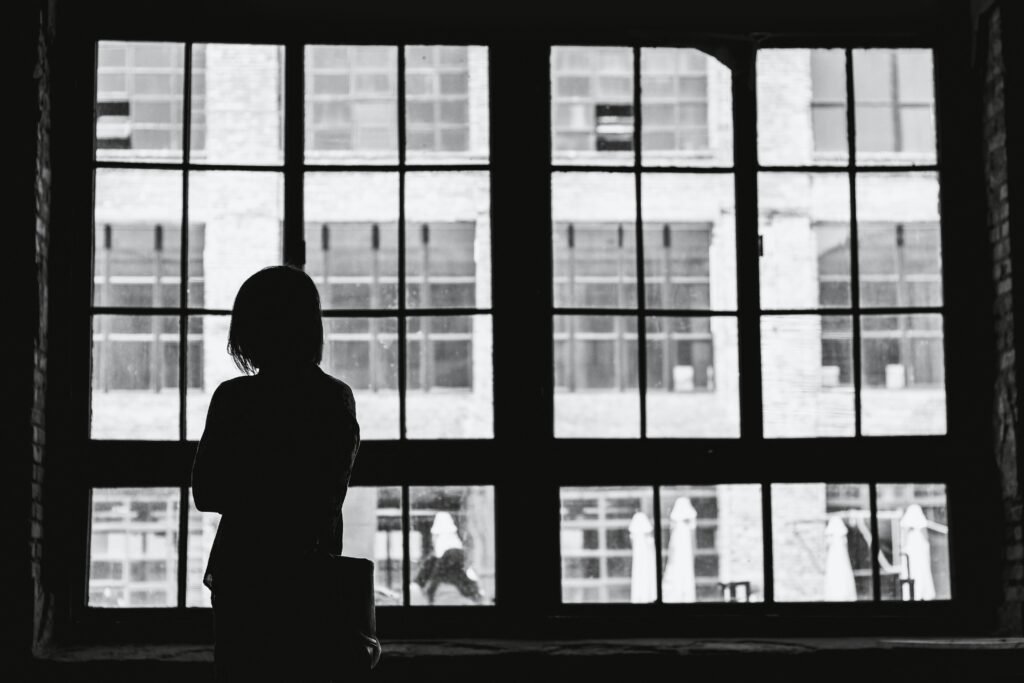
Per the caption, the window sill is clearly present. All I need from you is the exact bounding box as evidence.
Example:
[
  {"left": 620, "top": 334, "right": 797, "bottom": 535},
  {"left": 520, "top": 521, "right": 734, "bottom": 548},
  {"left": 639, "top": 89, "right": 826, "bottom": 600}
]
[{"left": 34, "top": 637, "right": 1024, "bottom": 681}]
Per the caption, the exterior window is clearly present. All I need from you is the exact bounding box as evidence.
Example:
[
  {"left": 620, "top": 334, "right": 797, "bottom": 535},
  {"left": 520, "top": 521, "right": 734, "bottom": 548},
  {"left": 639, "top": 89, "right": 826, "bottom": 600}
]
[
  {"left": 96, "top": 43, "right": 206, "bottom": 155},
  {"left": 811, "top": 49, "right": 936, "bottom": 156},
  {"left": 817, "top": 222, "right": 943, "bottom": 388},
  {"left": 306, "top": 45, "right": 474, "bottom": 156},
  {"left": 552, "top": 47, "right": 711, "bottom": 155}
]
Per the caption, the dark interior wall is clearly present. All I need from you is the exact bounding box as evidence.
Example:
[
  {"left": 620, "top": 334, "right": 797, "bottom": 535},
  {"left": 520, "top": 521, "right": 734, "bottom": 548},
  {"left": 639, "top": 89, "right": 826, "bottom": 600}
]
[{"left": 982, "top": 1, "right": 1024, "bottom": 635}]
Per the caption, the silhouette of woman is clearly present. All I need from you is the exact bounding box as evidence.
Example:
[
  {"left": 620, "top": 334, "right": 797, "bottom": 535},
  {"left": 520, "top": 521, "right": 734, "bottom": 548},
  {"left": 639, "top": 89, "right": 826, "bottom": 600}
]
[{"left": 191, "top": 265, "right": 361, "bottom": 681}]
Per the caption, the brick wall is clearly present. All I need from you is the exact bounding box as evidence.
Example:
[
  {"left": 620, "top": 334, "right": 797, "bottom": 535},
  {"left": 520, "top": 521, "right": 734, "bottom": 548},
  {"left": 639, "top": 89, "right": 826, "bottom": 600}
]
[
  {"left": 984, "top": 2, "right": 1024, "bottom": 635},
  {"left": 32, "top": 0, "right": 55, "bottom": 651},
  {"left": 3, "top": 0, "right": 55, "bottom": 667}
]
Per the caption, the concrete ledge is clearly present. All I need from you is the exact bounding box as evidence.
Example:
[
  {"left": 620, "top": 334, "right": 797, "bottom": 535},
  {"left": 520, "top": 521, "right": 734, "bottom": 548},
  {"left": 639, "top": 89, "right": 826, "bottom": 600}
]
[{"left": 34, "top": 637, "right": 1024, "bottom": 682}]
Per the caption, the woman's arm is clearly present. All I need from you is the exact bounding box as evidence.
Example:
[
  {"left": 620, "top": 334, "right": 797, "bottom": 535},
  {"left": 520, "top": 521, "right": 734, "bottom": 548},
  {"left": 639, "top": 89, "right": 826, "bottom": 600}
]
[
  {"left": 317, "top": 385, "right": 361, "bottom": 555},
  {"left": 191, "top": 384, "right": 236, "bottom": 513}
]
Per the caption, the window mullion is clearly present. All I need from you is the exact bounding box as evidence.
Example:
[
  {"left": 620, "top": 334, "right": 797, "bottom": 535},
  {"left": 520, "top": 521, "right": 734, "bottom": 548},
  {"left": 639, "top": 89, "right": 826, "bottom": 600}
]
[
  {"left": 283, "top": 42, "right": 305, "bottom": 267},
  {"left": 489, "top": 42, "right": 559, "bottom": 617}
]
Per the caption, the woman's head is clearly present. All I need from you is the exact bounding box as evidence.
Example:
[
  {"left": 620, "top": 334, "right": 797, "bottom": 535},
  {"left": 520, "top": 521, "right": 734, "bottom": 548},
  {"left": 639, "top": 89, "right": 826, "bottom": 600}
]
[{"left": 228, "top": 265, "right": 323, "bottom": 374}]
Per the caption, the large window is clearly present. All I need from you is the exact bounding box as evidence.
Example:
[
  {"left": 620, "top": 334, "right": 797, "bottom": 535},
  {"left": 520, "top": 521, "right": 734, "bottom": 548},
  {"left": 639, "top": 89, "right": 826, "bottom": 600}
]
[{"left": 74, "top": 31, "right": 964, "bottom": 636}]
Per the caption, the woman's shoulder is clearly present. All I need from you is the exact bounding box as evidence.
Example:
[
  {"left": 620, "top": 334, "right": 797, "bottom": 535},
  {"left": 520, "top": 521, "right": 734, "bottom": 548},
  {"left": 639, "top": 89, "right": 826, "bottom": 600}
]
[{"left": 314, "top": 368, "right": 357, "bottom": 416}]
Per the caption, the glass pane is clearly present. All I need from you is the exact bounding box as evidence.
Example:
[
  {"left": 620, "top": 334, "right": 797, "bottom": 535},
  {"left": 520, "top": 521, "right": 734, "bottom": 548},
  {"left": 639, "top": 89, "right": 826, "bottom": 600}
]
[
  {"left": 405, "top": 46, "right": 488, "bottom": 163},
  {"left": 861, "top": 314, "right": 946, "bottom": 435},
  {"left": 646, "top": 317, "right": 739, "bottom": 438},
  {"left": 342, "top": 487, "right": 403, "bottom": 605},
  {"left": 641, "top": 48, "right": 729, "bottom": 166},
  {"left": 552, "top": 173, "right": 637, "bottom": 309},
  {"left": 186, "top": 490, "right": 220, "bottom": 607},
  {"left": 410, "top": 486, "right": 495, "bottom": 605},
  {"left": 877, "top": 483, "right": 951, "bottom": 601},
  {"left": 554, "top": 315, "right": 641, "bottom": 438},
  {"left": 660, "top": 485, "right": 763, "bottom": 602},
  {"left": 405, "top": 172, "right": 491, "bottom": 309},
  {"left": 189, "top": 172, "right": 284, "bottom": 310},
  {"left": 96, "top": 41, "right": 185, "bottom": 162},
  {"left": 406, "top": 315, "right": 493, "bottom": 438},
  {"left": 642, "top": 173, "right": 736, "bottom": 310},
  {"left": 762, "top": 315, "right": 855, "bottom": 437},
  {"left": 185, "top": 315, "right": 239, "bottom": 440},
  {"left": 551, "top": 47, "right": 634, "bottom": 166},
  {"left": 854, "top": 49, "right": 936, "bottom": 163},
  {"left": 560, "top": 486, "right": 655, "bottom": 603},
  {"left": 305, "top": 45, "right": 398, "bottom": 165},
  {"left": 757, "top": 49, "right": 848, "bottom": 166},
  {"left": 324, "top": 317, "right": 399, "bottom": 440},
  {"left": 89, "top": 487, "right": 180, "bottom": 607},
  {"left": 192, "top": 44, "right": 283, "bottom": 165},
  {"left": 305, "top": 173, "right": 399, "bottom": 310},
  {"left": 857, "top": 173, "right": 942, "bottom": 308},
  {"left": 759, "top": 173, "right": 851, "bottom": 310},
  {"left": 772, "top": 483, "right": 872, "bottom": 602},
  {"left": 94, "top": 170, "right": 183, "bottom": 308},
  {"left": 92, "top": 315, "right": 180, "bottom": 440}
]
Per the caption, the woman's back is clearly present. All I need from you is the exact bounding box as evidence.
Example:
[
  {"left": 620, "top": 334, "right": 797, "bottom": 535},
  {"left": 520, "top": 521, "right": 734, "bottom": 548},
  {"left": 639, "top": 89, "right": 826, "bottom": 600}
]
[{"left": 192, "top": 364, "right": 360, "bottom": 590}]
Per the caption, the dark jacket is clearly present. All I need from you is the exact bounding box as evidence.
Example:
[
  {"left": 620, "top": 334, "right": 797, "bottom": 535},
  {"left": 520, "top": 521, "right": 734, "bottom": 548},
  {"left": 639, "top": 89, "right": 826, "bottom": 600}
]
[{"left": 191, "top": 364, "right": 360, "bottom": 592}]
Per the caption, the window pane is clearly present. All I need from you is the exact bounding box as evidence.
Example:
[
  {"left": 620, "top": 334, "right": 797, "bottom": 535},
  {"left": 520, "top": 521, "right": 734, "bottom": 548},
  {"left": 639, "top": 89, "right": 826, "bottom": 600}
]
[
  {"left": 757, "top": 49, "right": 848, "bottom": 166},
  {"left": 410, "top": 486, "right": 495, "bottom": 605},
  {"left": 185, "top": 491, "right": 220, "bottom": 607},
  {"left": 92, "top": 315, "right": 180, "bottom": 440},
  {"left": 343, "top": 487, "right": 404, "bottom": 605},
  {"left": 640, "top": 48, "right": 729, "bottom": 166},
  {"left": 305, "top": 45, "right": 398, "bottom": 165},
  {"left": 762, "top": 315, "right": 855, "bottom": 437},
  {"left": 557, "top": 315, "right": 634, "bottom": 438},
  {"left": 555, "top": 315, "right": 641, "bottom": 438},
  {"left": 877, "top": 483, "right": 951, "bottom": 601},
  {"left": 642, "top": 174, "right": 736, "bottom": 310},
  {"left": 660, "top": 485, "right": 763, "bottom": 602},
  {"left": 305, "top": 173, "right": 399, "bottom": 310},
  {"left": 89, "top": 488, "right": 180, "bottom": 607},
  {"left": 646, "top": 317, "right": 739, "bottom": 438},
  {"left": 190, "top": 172, "right": 284, "bottom": 309},
  {"left": 552, "top": 173, "right": 637, "bottom": 309},
  {"left": 855, "top": 104, "right": 896, "bottom": 152},
  {"left": 94, "top": 170, "right": 182, "bottom": 308},
  {"left": 405, "top": 172, "right": 491, "bottom": 309},
  {"left": 192, "top": 44, "right": 283, "bottom": 165},
  {"left": 552, "top": 47, "right": 634, "bottom": 166},
  {"left": 406, "top": 315, "right": 493, "bottom": 438},
  {"left": 324, "top": 317, "right": 399, "bottom": 440},
  {"left": 405, "top": 46, "right": 488, "bottom": 163},
  {"left": 96, "top": 41, "right": 184, "bottom": 162},
  {"left": 861, "top": 314, "right": 946, "bottom": 435},
  {"left": 560, "top": 487, "right": 655, "bottom": 604},
  {"left": 759, "top": 173, "right": 851, "bottom": 310},
  {"left": 857, "top": 172, "right": 942, "bottom": 308},
  {"left": 854, "top": 49, "right": 937, "bottom": 163},
  {"left": 185, "top": 315, "right": 239, "bottom": 440},
  {"left": 772, "top": 483, "right": 872, "bottom": 602}
]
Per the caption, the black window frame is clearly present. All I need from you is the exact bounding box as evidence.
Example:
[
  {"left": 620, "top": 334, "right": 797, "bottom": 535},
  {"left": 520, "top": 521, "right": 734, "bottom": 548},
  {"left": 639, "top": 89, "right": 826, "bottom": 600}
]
[{"left": 50, "top": 5, "right": 994, "bottom": 644}]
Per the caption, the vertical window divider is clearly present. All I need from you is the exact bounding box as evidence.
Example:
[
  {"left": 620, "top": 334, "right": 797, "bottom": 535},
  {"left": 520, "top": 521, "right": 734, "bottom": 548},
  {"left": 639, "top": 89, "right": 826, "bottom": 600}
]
[
  {"left": 735, "top": 44, "right": 769, "bottom": 603},
  {"left": 401, "top": 485, "right": 411, "bottom": 607},
  {"left": 869, "top": 482, "right": 882, "bottom": 601},
  {"left": 177, "top": 41, "right": 194, "bottom": 610},
  {"left": 398, "top": 46, "right": 408, "bottom": 440},
  {"left": 652, "top": 484, "right": 664, "bottom": 603},
  {"left": 633, "top": 46, "right": 648, "bottom": 439},
  {"left": 846, "top": 49, "right": 864, "bottom": 437},
  {"left": 283, "top": 42, "right": 305, "bottom": 267}
]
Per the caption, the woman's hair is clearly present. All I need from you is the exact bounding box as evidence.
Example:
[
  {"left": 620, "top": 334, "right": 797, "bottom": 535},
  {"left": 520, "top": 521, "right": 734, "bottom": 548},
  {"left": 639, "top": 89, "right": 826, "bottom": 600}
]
[{"left": 227, "top": 265, "right": 324, "bottom": 374}]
